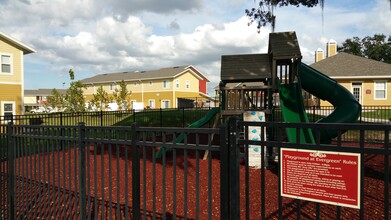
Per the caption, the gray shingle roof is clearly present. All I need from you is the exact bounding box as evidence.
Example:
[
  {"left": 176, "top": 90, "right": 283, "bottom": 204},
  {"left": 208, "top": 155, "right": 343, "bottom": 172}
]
[
  {"left": 310, "top": 52, "right": 391, "bottom": 77},
  {"left": 25, "top": 89, "right": 66, "bottom": 96},
  {"left": 220, "top": 54, "right": 271, "bottom": 82},
  {"left": 81, "top": 65, "right": 209, "bottom": 84}
]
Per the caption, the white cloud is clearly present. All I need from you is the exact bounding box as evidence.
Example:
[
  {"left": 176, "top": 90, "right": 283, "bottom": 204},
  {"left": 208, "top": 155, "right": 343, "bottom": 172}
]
[{"left": 3, "top": 0, "right": 390, "bottom": 92}]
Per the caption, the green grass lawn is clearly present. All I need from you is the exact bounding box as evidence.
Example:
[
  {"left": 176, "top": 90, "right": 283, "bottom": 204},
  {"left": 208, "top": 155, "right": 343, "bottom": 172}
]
[
  {"left": 24, "top": 111, "right": 132, "bottom": 126},
  {"left": 360, "top": 109, "right": 391, "bottom": 119},
  {"left": 114, "top": 109, "right": 212, "bottom": 127}
]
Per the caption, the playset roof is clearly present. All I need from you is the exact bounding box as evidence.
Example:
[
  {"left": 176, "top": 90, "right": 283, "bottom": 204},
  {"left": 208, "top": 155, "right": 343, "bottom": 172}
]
[
  {"left": 268, "top": 31, "right": 301, "bottom": 59},
  {"left": 220, "top": 31, "right": 302, "bottom": 83},
  {"left": 220, "top": 54, "right": 271, "bottom": 82}
]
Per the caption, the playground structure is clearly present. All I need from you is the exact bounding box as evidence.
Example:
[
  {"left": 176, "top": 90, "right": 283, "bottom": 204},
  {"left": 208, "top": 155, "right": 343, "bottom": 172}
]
[
  {"left": 180, "top": 31, "right": 360, "bottom": 143},
  {"left": 3, "top": 32, "right": 389, "bottom": 220},
  {"left": 159, "top": 31, "right": 361, "bottom": 162},
  {"left": 218, "top": 31, "right": 360, "bottom": 144}
]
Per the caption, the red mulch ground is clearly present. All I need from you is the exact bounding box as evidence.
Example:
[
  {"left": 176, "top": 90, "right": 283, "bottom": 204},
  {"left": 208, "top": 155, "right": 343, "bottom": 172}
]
[{"left": 3, "top": 141, "right": 390, "bottom": 219}]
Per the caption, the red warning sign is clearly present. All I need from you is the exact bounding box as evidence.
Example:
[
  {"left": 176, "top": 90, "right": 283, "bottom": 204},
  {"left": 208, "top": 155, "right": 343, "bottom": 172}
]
[{"left": 280, "top": 148, "right": 360, "bottom": 209}]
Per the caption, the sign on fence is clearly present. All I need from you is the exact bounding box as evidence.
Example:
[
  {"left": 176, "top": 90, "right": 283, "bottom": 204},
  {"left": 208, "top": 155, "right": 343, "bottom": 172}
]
[
  {"left": 280, "top": 148, "right": 361, "bottom": 209},
  {"left": 243, "top": 111, "right": 266, "bottom": 168}
]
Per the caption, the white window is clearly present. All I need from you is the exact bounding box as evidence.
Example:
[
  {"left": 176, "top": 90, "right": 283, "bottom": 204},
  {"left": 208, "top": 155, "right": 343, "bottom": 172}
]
[
  {"left": 110, "top": 83, "right": 116, "bottom": 91},
  {"left": 176, "top": 80, "right": 180, "bottom": 88},
  {"left": 1, "top": 54, "right": 12, "bottom": 74},
  {"left": 130, "top": 100, "right": 137, "bottom": 108},
  {"left": 148, "top": 99, "right": 155, "bottom": 108},
  {"left": 374, "top": 81, "right": 387, "bottom": 100},
  {"left": 163, "top": 80, "right": 170, "bottom": 89},
  {"left": 161, "top": 100, "right": 170, "bottom": 109},
  {"left": 186, "top": 80, "right": 190, "bottom": 89},
  {"left": 1, "top": 101, "right": 15, "bottom": 123}
]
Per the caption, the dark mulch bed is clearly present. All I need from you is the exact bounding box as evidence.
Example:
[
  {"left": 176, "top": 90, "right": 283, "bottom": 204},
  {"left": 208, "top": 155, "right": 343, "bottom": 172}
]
[{"left": 2, "top": 139, "right": 389, "bottom": 219}]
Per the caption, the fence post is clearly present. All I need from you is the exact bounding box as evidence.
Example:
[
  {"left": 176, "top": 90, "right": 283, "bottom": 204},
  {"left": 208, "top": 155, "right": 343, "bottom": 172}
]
[
  {"left": 100, "top": 110, "right": 103, "bottom": 127},
  {"left": 220, "top": 116, "right": 240, "bottom": 220},
  {"left": 182, "top": 107, "right": 185, "bottom": 128},
  {"left": 131, "top": 123, "right": 140, "bottom": 219},
  {"left": 219, "top": 123, "right": 229, "bottom": 220},
  {"left": 6, "top": 122, "right": 15, "bottom": 220},
  {"left": 133, "top": 109, "right": 136, "bottom": 123},
  {"left": 78, "top": 122, "right": 87, "bottom": 220},
  {"left": 160, "top": 108, "right": 163, "bottom": 127}
]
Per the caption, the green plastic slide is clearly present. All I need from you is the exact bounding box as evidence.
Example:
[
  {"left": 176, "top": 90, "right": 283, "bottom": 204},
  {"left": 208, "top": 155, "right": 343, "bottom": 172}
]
[
  {"left": 156, "top": 107, "right": 220, "bottom": 158},
  {"left": 278, "top": 80, "right": 316, "bottom": 144},
  {"left": 278, "top": 63, "right": 361, "bottom": 144}
]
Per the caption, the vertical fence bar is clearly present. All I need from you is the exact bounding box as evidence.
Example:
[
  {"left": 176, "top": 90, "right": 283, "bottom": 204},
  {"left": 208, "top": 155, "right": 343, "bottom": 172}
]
[
  {"left": 78, "top": 123, "right": 87, "bottom": 220},
  {"left": 244, "top": 125, "right": 249, "bottom": 220},
  {"left": 131, "top": 123, "right": 140, "bottom": 219},
  {"left": 260, "top": 124, "right": 266, "bottom": 220},
  {"left": 277, "top": 125, "right": 283, "bottom": 220},
  {"left": 172, "top": 146, "right": 177, "bottom": 219},
  {"left": 182, "top": 107, "right": 185, "bottom": 128},
  {"left": 219, "top": 122, "right": 229, "bottom": 220},
  {"left": 359, "top": 129, "right": 365, "bottom": 220},
  {"left": 229, "top": 117, "right": 240, "bottom": 220},
  {"left": 384, "top": 129, "right": 389, "bottom": 220},
  {"left": 7, "top": 122, "right": 15, "bottom": 220},
  {"left": 160, "top": 109, "right": 163, "bottom": 127},
  {"left": 183, "top": 138, "right": 188, "bottom": 220}
]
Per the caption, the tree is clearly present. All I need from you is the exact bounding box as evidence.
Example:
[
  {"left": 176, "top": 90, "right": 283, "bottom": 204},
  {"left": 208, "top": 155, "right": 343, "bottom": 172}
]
[
  {"left": 245, "top": 0, "right": 324, "bottom": 32},
  {"left": 338, "top": 34, "right": 391, "bottom": 64},
  {"left": 90, "top": 85, "right": 112, "bottom": 111},
  {"left": 46, "top": 88, "right": 66, "bottom": 111},
  {"left": 65, "top": 69, "right": 86, "bottom": 112},
  {"left": 337, "top": 37, "right": 362, "bottom": 56},
  {"left": 112, "top": 80, "right": 132, "bottom": 110},
  {"left": 246, "top": 0, "right": 391, "bottom": 32}
]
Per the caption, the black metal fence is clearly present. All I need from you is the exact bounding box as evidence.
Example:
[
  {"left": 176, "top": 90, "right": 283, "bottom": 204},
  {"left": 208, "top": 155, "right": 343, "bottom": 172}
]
[
  {"left": 226, "top": 118, "right": 390, "bottom": 220},
  {"left": 2, "top": 106, "right": 390, "bottom": 128},
  {"left": 1, "top": 119, "right": 390, "bottom": 219},
  {"left": 0, "top": 108, "right": 214, "bottom": 127},
  {"left": 0, "top": 122, "right": 222, "bottom": 219}
]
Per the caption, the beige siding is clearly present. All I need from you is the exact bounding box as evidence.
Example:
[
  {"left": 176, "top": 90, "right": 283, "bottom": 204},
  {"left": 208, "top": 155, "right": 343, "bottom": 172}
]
[
  {"left": 24, "top": 96, "right": 37, "bottom": 105},
  {"left": 82, "top": 70, "right": 207, "bottom": 109},
  {"left": 320, "top": 79, "right": 391, "bottom": 106},
  {"left": 0, "top": 40, "right": 23, "bottom": 83},
  {"left": 175, "top": 71, "right": 200, "bottom": 93},
  {"left": 1, "top": 39, "right": 24, "bottom": 116},
  {"left": 0, "top": 84, "right": 22, "bottom": 115},
  {"left": 142, "top": 79, "right": 164, "bottom": 92}
]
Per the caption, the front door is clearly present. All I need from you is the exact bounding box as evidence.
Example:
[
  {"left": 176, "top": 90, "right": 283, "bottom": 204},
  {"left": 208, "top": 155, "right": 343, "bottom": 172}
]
[{"left": 352, "top": 82, "right": 362, "bottom": 104}]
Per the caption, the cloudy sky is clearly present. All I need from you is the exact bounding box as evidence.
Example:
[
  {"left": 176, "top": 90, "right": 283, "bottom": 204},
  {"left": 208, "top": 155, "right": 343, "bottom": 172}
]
[{"left": 1, "top": 0, "right": 390, "bottom": 95}]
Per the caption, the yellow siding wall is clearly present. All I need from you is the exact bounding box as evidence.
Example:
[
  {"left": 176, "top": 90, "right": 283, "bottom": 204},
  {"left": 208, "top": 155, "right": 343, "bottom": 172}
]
[
  {"left": 82, "top": 70, "right": 206, "bottom": 109},
  {"left": 0, "top": 40, "right": 22, "bottom": 83},
  {"left": 0, "top": 84, "right": 22, "bottom": 115},
  {"left": 1, "top": 39, "right": 23, "bottom": 115},
  {"left": 24, "top": 96, "right": 37, "bottom": 105},
  {"left": 320, "top": 79, "right": 391, "bottom": 106},
  {"left": 175, "top": 71, "right": 199, "bottom": 93}
]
